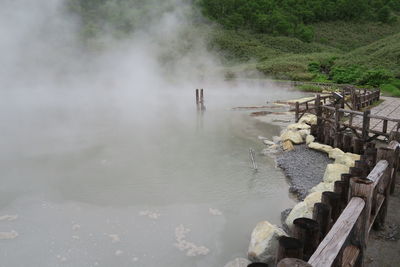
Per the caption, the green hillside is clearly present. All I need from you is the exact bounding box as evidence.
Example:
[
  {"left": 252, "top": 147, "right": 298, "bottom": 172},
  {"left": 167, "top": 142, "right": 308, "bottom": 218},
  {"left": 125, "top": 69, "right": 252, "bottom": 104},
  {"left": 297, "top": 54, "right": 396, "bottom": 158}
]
[{"left": 337, "top": 33, "right": 400, "bottom": 76}]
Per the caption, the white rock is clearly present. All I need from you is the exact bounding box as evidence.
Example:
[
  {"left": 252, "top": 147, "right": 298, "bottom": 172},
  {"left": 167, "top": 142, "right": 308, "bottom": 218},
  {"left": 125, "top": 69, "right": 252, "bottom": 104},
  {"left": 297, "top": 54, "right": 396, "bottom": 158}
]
[
  {"left": 346, "top": 153, "right": 361, "bottom": 161},
  {"left": 263, "top": 140, "right": 275, "bottom": 146},
  {"left": 306, "top": 135, "right": 315, "bottom": 145},
  {"left": 280, "top": 130, "right": 304, "bottom": 144},
  {"left": 323, "top": 164, "right": 350, "bottom": 183},
  {"left": 309, "top": 182, "right": 334, "bottom": 193},
  {"left": 287, "top": 123, "right": 311, "bottom": 131},
  {"left": 248, "top": 221, "right": 287, "bottom": 264},
  {"left": 308, "top": 142, "right": 333, "bottom": 154},
  {"left": 224, "top": 258, "right": 251, "bottom": 267},
  {"left": 0, "top": 230, "right": 18, "bottom": 240},
  {"left": 299, "top": 114, "right": 317, "bottom": 125},
  {"left": 328, "top": 148, "right": 345, "bottom": 159}
]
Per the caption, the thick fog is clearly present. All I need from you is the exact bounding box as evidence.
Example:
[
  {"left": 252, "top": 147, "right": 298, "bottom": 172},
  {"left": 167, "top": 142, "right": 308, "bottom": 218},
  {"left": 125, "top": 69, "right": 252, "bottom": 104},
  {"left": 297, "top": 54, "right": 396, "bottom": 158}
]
[{"left": 0, "top": 1, "right": 301, "bottom": 266}]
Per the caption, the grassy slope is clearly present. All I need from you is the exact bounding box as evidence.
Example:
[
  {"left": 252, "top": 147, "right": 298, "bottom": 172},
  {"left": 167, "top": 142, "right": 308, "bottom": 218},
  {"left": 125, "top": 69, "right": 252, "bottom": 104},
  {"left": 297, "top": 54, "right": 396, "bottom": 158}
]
[
  {"left": 336, "top": 33, "right": 400, "bottom": 76},
  {"left": 208, "top": 20, "right": 400, "bottom": 80}
]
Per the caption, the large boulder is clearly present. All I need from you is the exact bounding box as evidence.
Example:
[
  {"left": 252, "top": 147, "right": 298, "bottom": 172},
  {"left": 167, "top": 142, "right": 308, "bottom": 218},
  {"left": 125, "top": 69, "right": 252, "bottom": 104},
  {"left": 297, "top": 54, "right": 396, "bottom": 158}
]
[
  {"left": 308, "top": 142, "right": 333, "bottom": 154},
  {"left": 299, "top": 114, "right": 317, "bottom": 125},
  {"left": 309, "top": 182, "right": 334, "bottom": 193},
  {"left": 280, "top": 130, "right": 304, "bottom": 144},
  {"left": 224, "top": 258, "right": 251, "bottom": 267},
  {"left": 248, "top": 221, "right": 287, "bottom": 264},
  {"left": 323, "top": 164, "right": 349, "bottom": 183},
  {"left": 328, "top": 148, "right": 345, "bottom": 159}
]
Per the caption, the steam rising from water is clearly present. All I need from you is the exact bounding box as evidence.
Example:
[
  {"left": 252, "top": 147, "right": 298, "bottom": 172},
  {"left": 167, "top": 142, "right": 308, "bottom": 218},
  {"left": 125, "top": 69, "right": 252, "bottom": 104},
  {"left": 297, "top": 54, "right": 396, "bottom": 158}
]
[{"left": 0, "top": 1, "right": 300, "bottom": 266}]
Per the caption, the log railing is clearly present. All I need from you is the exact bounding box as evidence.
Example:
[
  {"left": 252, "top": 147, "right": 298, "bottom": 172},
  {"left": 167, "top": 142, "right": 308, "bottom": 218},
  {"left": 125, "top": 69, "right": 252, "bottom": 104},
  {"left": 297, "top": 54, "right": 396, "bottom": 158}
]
[
  {"left": 277, "top": 140, "right": 400, "bottom": 267},
  {"left": 294, "top": 88, "right": 380, "bottom": 123}
]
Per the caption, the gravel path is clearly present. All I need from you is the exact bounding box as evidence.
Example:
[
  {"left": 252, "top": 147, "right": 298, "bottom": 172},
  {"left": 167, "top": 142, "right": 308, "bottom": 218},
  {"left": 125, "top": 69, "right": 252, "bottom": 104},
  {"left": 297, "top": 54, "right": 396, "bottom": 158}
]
[{"left": 276, "top": 144, "right": 333, "bottom": 200}]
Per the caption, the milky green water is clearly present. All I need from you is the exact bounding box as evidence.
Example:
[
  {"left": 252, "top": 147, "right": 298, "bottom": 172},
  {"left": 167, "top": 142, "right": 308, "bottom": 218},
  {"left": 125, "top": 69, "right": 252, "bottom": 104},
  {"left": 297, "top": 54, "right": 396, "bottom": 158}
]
[{"left": 0, "top": 81, "right": 304, "bottom": 266}]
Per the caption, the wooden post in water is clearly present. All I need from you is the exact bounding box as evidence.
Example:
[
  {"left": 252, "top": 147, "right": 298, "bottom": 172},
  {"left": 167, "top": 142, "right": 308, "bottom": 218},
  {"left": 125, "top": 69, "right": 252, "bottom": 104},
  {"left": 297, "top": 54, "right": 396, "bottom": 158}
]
[{"left": 249, "top": 148, "right": 258, "bottom": 171}]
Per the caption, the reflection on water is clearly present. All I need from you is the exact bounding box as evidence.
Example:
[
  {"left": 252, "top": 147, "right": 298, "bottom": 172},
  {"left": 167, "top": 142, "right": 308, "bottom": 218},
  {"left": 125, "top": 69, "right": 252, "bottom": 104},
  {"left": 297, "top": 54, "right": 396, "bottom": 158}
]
[{"left": 0, "top": 82, "right": 304, "bottom": 266}]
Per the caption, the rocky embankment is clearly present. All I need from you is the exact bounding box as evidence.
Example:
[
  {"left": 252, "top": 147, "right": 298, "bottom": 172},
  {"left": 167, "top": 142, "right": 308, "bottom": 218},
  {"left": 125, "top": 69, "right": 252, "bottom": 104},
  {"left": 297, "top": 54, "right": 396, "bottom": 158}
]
[{"left": 224, "top": 113, "right": 361, "bottom": 267}]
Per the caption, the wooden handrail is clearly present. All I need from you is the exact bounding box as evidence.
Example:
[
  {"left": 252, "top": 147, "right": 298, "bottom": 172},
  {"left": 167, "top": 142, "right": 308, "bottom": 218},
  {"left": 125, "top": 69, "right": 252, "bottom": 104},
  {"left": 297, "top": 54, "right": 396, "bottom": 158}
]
[{"left": 308, "top": 197, "right": 365, "bottom": 267}]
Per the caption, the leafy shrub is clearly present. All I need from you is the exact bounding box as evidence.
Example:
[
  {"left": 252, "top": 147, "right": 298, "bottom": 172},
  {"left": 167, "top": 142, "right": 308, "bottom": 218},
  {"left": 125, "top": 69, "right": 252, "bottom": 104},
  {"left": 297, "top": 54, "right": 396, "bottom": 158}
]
[
  {"left": 331, "top": 66, "right": 363, "bottom": 84},
  {"left": 357, "top": 69, "right": 393, "bottom": 87}
]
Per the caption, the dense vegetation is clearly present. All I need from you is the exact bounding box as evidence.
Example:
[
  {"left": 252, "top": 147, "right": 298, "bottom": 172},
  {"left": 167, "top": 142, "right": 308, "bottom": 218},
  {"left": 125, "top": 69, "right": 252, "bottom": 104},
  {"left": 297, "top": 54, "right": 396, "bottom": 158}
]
[{"left": 199, "top": 0, "right": 400, "bottom": 42}]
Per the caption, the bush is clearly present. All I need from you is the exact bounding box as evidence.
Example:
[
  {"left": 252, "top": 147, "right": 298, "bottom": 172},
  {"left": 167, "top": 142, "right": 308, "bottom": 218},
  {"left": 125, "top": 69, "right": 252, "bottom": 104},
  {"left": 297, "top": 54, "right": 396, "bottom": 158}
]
[
  {"left": 357, "top": 69, "right": 393, "bottom": 87},
  {"left": 331, "top": 66, "right": 363, "bottom": 84}
]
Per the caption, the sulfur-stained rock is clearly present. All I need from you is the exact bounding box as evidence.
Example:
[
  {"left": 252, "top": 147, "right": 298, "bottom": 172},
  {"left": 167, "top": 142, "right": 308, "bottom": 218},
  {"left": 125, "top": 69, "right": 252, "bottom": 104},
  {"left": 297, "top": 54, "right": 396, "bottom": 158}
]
[
  {"left": 248, "top": 221, "right": 287, "bottom": 265},
  {"left": 281, "top": 130, "right": 304, "bottom": 144},
  {"left": 323, "top": 164, "right": 350, "bottom": 183},
  {"left": 308, "top": 142, "right": 333, "bottom": 154},
  {"left": 224, "top": 258, "right": 251, "bottom": 267},
  {"left": 328, "top": 148, "right": 345, "bottom": 159},
  {"left": 282, "top": 140, "right": 294, "bottom": 151}
]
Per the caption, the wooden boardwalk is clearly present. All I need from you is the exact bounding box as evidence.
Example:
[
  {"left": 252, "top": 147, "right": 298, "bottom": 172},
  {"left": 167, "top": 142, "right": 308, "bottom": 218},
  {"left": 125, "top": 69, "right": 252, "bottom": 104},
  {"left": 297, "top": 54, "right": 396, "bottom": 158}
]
[{"left": 353, "top": 96, "right": 400, "bottom": 134}]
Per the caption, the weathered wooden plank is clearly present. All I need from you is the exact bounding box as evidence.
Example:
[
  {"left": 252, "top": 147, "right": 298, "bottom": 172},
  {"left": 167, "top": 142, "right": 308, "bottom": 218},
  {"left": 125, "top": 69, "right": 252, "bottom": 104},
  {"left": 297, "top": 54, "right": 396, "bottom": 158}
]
[
  {"left": 341, "top": 245, "right": 360, "bottom": 267},
  {"left": 366, "top": 160, "right": 389, "bottom": 186},
  {"left": 369, "top": 193, "right": 385, "bottom": 233},
  {"left": 308, "top": 197, "right": 365, "bottom": 267}
]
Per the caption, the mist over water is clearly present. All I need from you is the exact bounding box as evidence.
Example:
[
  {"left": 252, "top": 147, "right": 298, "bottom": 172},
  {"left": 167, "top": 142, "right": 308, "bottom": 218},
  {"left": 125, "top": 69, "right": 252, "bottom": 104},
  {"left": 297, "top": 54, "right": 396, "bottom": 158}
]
[{"left": 0, "top": 0, "right": 303, "bottom": 266}]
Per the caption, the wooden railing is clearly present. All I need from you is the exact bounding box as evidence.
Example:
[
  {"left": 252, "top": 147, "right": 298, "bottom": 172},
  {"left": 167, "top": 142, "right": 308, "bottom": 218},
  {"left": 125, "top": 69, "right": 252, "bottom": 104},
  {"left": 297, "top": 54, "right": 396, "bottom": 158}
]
[
  {"left": 294, "top": 88, "right": 380, "bottom": 123},
  {"left": 277, "top": 140, "right": 400, "bottom": 267}
]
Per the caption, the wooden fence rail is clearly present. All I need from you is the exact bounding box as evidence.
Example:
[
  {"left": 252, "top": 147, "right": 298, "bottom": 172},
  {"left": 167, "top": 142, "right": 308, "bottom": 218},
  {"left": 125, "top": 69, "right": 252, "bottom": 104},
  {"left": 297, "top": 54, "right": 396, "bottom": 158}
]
[{"left": 277, "top": 140, "right": 400, "bottom": 267}]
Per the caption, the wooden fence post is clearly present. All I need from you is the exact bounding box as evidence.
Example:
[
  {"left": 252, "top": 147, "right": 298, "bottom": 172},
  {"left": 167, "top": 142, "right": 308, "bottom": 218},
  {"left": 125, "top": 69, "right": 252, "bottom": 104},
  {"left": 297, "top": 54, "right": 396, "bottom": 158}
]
[
  {"left": 388, "top": 141, "right": 400, "bottom": 194},
  {"left": 322, "top": 192, "right": 342, "bottom": 224},
  {"left": 276, "top": 236, "right": 304, "bottom": 264},
  {"left": 295, "top": 102, "right": 300, "bottom": 123},
  {"left": 362, "top": 110, "right": 371, "bottom": 142},
  {"left": 312, "top": 203, "right": 331, "bottom": 239},
  {"left": 315, "top": 95, "right": 323, "bottom": 142},
  {"left": 292, "top": 218, "right": 321, "bottom": 261},
  {"left": 373, "top": 148, "right": 396, "bottom": 230},
  {"left": 350, "top": 177, "right": 374, "bottom": 267},
  {"left": 277, "top": 258, "right": 312, "bottom": 267}
]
